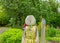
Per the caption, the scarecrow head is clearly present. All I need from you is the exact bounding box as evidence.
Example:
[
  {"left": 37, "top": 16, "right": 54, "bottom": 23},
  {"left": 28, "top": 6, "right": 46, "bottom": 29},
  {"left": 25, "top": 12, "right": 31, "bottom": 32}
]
[{"left": 25, "top": 15, "right": 36, "bottom": 26}]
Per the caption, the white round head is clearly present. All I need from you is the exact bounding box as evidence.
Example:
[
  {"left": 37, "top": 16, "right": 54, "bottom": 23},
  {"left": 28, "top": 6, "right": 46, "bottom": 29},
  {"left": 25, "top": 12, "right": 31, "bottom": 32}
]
[
  {"left": 42, "top": 18, "right": 46, "bottom": 25},
  {"left": 25, "top": 15, "right": 36, "bottom": 25}
]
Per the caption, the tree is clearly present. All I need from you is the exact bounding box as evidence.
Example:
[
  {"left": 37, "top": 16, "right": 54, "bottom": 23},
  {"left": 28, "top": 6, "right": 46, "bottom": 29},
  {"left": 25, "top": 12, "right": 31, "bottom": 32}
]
[{"left": 0, "top": 0, "right": 60, "bottom": 27}]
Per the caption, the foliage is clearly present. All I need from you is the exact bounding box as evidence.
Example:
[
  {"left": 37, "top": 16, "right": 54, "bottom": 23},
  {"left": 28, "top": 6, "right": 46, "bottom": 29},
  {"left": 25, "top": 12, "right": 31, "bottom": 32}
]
[
  {"left": 0, "top": 0, "right": 60, "bottom": 27},
  {"left": 37, "top": 22, "right": 60, "bottom": 37},
  {"left": 47, "top": 37, "right": 60, "bottom": 42},
  {"left": 46, "top": 27, "right": 56, "bottom": 37},
  {"left": 38, "top": 22, "right": 57, "bottom": 37},
  {"left": 0, "top": 28, "right": 23, "bottom": 43},
  {"left": 0, "top": 5, "right": 9, "bottom": 26},
  {"left": 53, "top": 15, "right": 60, "bottom": 27},
  {"left": 56, "top": 29, "right": 60, "bottom": 37},
  {"left": 1, "top": 0, "right": 40, "bottom": 27}
]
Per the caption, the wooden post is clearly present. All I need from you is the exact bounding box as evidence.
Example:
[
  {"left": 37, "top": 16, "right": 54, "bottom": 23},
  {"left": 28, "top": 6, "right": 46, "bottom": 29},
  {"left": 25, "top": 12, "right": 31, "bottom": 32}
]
[{"left": 41, "top": 18, "right": 46, "bottom": 43}]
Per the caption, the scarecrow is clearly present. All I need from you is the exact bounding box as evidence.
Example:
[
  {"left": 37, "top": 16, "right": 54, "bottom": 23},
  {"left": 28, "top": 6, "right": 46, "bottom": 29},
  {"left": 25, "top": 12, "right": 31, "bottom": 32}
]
[{"left": 22, "top": 15, "right": 39, "bottom": 43}]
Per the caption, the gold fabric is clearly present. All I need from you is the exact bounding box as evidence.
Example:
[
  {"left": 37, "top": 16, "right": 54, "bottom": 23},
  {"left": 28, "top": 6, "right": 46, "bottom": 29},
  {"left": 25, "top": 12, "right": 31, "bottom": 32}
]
[{"left": 25, "top": 26, "right": 36, "bottom": 43}]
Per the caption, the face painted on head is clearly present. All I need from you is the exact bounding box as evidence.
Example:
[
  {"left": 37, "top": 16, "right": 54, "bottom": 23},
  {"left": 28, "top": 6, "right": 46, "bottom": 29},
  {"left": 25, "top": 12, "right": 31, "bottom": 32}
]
[{"left": 25, "top": 15, "right": 36, "bottom": 25}]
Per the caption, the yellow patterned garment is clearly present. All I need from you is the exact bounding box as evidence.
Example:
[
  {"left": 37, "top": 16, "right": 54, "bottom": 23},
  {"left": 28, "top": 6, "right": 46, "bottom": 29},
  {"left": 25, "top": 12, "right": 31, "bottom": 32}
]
[{"left": 25, "top": 26, "right": 37, "bottom": 43}]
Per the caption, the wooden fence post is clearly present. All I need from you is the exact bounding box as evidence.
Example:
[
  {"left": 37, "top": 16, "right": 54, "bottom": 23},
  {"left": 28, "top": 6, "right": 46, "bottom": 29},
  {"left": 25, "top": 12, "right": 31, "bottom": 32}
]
[{"left": 41, "top": 18, "right": 46, "bottom": 43}]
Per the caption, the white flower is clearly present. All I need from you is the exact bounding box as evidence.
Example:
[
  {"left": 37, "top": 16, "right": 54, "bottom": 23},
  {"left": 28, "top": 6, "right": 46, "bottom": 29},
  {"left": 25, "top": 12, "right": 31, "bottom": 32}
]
[{"left": 25, "top": 15, "right": 36, "bottom": 25}]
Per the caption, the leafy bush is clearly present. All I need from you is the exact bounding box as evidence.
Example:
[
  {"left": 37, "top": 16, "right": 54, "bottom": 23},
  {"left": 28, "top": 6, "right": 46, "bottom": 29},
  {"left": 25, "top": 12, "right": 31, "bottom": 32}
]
[
  {"left": 56, "top": 29, "right": 60, "bottom": 37},
  {"left": 47, "top": 37, "right": 60, "bottom": 42},
  {"left": 0, "top": 5, "right": 9, "bottom": 26},
  {"left": 1, "top": 0, "right": 40, "bottom": 27},
  {"left": 0, "top": 0, "right": 59, "bottom": 27},
  {"left": 0, "top": 28, "right": 23, "bottom": 43},
  {"left": 46, "top": 27, "right": 56, "bottom": 37}
]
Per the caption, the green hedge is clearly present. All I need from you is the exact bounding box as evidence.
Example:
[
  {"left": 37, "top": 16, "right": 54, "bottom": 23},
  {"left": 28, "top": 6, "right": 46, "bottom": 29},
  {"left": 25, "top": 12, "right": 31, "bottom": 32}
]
[
  {"left": 0, "top": 5, "right": 9, "bottom": 26},
  {"left": 56, "top": 29, "right": 60, "bottom": 37},
  {"left": 47, "top": 37, "right": 60, "bottom": 42},
  {"left": 0, "top": 28, "right": 23, "bottom": 43},
  {"left": 46, "top": 27, "right": 56, "bottom": 37}
]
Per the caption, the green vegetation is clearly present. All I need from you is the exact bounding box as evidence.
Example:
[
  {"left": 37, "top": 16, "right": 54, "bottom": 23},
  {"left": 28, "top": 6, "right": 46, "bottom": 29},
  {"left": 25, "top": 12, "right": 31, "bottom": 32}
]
[
  {"left": 47, "top": 37, "right": 60, "bottom": 42},
  {"left": 0, "top": 28, "right": 23, "bottom": 43},
  {"left": 46, "top": 28, "right": 60, "bottom": 42},
  {"left": 0, "top": 0, "right": 60, "bottom": 27},
  {"left": 0, "top": 0, "right": 60, "bottom": 43},
  {"left": 0, "top": 27, "right": 60, "bottom": 43},
  {"left": 56, "top": 29, "right": 60, "bottom": 37},
  {"left": 0, "top": 5, "right": 9, "bottom": 26},
  {"left": 46, "top": 27, "right": 56, "bottom": 37}
]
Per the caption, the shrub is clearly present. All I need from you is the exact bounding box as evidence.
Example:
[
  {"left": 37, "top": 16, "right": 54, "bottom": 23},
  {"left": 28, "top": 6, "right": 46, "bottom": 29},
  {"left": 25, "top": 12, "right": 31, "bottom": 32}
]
[
  {"left": 0, "top": 5, "right": 9, "bottom": 26},
  {"left": 47, "top": 37, "right": 60, "bottom": 42},
  {"left": 1, "top": 0, "right": 59, "bottom": 27},
  {"left": 0, "top": 28, "right": 23, "bottom": 43},
  {"left": 46, "top": 27, "right": 56, "bottom": 37},
  {"left": 56, "top": 29, "right": 60, "bottom": 37}
]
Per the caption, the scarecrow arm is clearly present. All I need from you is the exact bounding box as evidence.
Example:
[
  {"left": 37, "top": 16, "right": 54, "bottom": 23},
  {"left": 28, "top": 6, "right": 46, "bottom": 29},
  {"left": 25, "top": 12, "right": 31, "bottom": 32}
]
[
  {"left": 36, "top": 27, "right": 39, "bottom": 43},
  {"left": 21, "top": 29, "right": 26, "bottom": 43}
]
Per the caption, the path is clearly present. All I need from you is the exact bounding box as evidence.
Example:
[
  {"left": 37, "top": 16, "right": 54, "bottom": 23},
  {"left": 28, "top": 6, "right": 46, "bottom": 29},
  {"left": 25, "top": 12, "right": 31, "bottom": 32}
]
[{"left": 0, "top": 27, "right": 8, "bottom": 34}]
